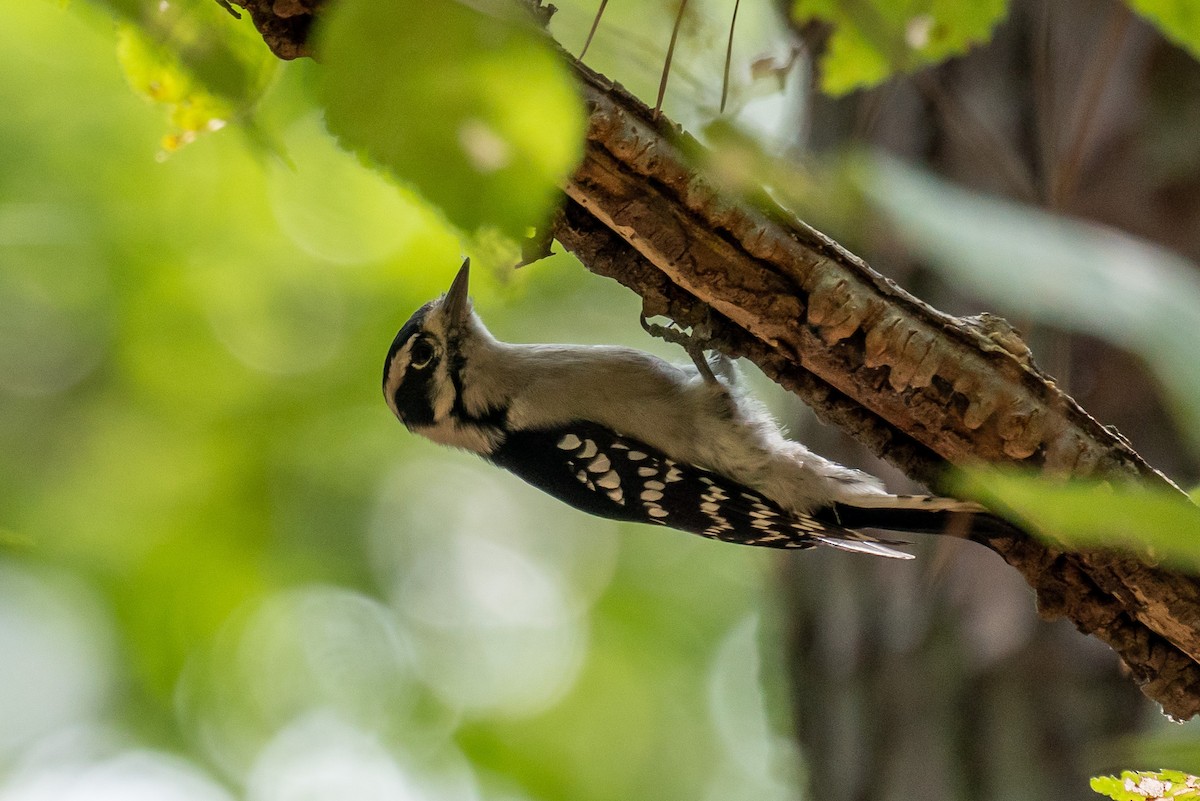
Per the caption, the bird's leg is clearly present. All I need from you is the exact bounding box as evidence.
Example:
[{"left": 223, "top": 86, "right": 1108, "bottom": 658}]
[{"left": 639, "top": 311, "right": 722, "bottom": 384}]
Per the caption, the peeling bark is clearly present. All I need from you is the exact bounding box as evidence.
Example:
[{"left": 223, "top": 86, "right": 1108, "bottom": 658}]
[{"left": 227, "top": 0, "right": 1200, "bottom": 719}]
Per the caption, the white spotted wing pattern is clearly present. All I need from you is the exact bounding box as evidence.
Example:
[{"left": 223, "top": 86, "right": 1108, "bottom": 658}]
[{"left": 486, "top": 422, "right": 911, "bottom": 557}]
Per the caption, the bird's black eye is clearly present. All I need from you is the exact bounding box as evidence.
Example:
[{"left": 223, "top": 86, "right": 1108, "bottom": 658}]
[{"left": 409, "top": 337, "right": 436, "bottom": 369}]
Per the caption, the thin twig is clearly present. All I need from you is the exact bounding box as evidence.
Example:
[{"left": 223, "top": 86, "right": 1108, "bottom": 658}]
[
  {"left": 579, "top": 0, "right": 609, "bottom": 60},
  {"left": 655, "top": 0, "right": 690, "bottom": 120},
  {"left": 720, "top": 0, "right": 741, "bottom": 114}
]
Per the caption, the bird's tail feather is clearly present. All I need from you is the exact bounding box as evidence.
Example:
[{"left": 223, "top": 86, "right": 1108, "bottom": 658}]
[
  {"left": 819, "top": 498, "right": 1023, "bottom": 540},
  {"left": 813, "top": 533, "right": 916, "bottom": 560},
  {"left": 839, "top": 494, "right": 988, "bottom": 513}
]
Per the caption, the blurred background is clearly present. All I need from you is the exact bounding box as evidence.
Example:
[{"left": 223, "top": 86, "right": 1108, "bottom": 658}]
[{"left": 2, "top": 0, "right": 1200, "bottom": 800}]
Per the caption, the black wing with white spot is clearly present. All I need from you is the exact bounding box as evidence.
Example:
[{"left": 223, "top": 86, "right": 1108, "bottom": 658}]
[{"left": 486, "top": 422, "right": 912, "bottom": 559}]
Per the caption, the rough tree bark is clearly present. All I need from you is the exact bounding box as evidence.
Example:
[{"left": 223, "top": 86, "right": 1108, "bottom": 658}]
[{"left": 225, "top": 0, "right": 1200, "bottom": 720}]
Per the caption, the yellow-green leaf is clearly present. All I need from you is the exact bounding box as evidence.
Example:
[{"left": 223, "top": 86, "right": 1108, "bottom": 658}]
[
  {"left": 1126, "top": 0, "right": 1200, "bottom": 60},
  {"left": 957, "top": 472, "right": 1200, "bottom": 571},
  {"left": 116, "top": 25, "right": 231, "bottom": 152},
  {"left": 1092, "top": 769, "right": 1200, "bottom": 800},
  {"left": 793, "top": 0, "right": 1009, "bottom": 95}
]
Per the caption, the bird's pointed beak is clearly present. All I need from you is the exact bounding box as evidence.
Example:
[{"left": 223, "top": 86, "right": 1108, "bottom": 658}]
[{"left": 445, "top": 257, "right": 471, "bottom": 326}]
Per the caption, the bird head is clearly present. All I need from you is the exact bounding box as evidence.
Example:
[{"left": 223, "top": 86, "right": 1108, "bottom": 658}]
[{"left": 382, "top": 258, "right": 474, "bottom": 429}]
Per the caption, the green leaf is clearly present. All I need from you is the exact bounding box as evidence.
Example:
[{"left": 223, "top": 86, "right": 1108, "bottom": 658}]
[
  {"left": 1091, "top": 769, "right": 1200, "bottom": 800},
  {"left": 99, "top": 0, "right": 277, "bottom": 152},
  {"left": 1126, "top": 0, "right": 1200, "bottom": 60},
  {"left": 1091, "top": 775, "right": 1133, "bottom": 801},
  {"left": 864, "top": 155, "right": 1200, "bottom": 451},
  {"left": 792, "top": 0, "right": 1009, "bottom": 95},
  {"left": 316, "top": 0, "right": 585, "bottom": 240},
  {"left": 116, "top": 25, "right": 231, "bottom": 152},
  {"left": 957, "top": 472, "right": 1200, "bottom": 571}
]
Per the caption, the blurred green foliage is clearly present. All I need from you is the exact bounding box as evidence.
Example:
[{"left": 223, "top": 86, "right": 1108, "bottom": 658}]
[
  {"left": 0, "top": 2, "right": 799, "bottom": 800},
  {"left": 317, "top": 0, "right": 585, "bottom": 241},
  {"left": 789, "top": 0, "right": 1200, "bottom": 96},
  {"left": 956, "top": 472, "right": 1200, "bottom": 571},
  {"left": 117, "top": 24, "right": 236, "bottom": 152},
  {"left": 106, "top": 0, "right": 277, "bottom": 152},
  {"left": 791, "top": 0, "right": 1008, "bottom": 95},
  {"left": 101, "top": 0, "right": 277, "bottom": 105}
]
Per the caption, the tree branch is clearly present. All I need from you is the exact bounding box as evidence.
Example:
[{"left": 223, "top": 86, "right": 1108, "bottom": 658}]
[{"left": 228, "top": 0, "right": 1200, "bottom": 719}]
